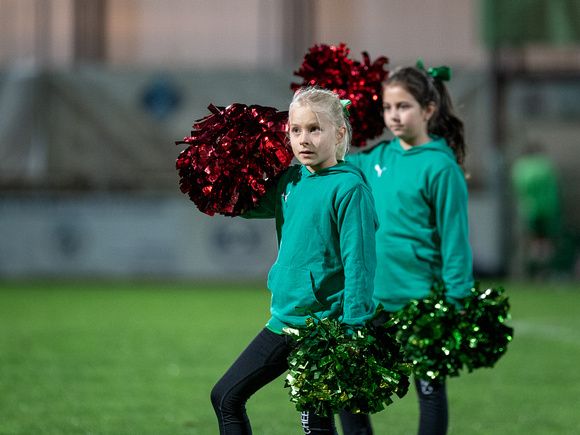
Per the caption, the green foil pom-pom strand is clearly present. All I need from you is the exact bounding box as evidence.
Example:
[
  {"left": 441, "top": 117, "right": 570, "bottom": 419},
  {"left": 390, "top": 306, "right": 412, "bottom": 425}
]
[{"left": 283, "top": 307, "right": 412, "bottom": 417}]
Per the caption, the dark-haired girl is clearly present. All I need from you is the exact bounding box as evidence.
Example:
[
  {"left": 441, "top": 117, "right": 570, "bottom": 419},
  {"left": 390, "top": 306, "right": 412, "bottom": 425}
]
[{"left": 340, "top": 62, "right": 474, "bottom": 435}]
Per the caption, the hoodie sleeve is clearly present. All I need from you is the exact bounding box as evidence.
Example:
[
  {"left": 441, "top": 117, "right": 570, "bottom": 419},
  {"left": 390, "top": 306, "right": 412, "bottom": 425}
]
[
  {"left": 432, "top": 165, "right": 474, "bottom": 308},
  {"left": 336, "top": 182, "right": 379, "bottom": 326},
  {"left": 240, "top": 184, "right": 277, "bottom": 219}
]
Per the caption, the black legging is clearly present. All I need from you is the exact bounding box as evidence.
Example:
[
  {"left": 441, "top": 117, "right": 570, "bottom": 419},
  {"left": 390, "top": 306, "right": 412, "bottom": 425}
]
[
  {"left": 211, "top": 327, "right": 337, "bottom": 434},
  {"left": 338, "top": 377, "right": 448, "bottom": 435}
]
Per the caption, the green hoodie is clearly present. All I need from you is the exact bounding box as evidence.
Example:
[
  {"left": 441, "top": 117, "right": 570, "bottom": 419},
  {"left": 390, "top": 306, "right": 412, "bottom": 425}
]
[
  {"left": 243, "top": 162, "right": 379, "bottom": 332},
  {"left": 347, "top": 136, "right": 473, "bottom": 311}
]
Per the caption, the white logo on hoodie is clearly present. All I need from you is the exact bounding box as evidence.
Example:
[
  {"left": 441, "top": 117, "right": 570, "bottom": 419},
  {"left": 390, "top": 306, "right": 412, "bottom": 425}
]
[{"left": 375, "top": 164, "right": 387, "bottom": 177}]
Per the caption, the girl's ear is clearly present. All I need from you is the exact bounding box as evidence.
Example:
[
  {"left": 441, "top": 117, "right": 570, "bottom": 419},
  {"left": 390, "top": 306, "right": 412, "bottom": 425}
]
[
  {"left": 424, "top": 101, "right": 437, "bottom": 121},
  {"left": 336, "top": 125, "right": 347, "bottom": 143}
]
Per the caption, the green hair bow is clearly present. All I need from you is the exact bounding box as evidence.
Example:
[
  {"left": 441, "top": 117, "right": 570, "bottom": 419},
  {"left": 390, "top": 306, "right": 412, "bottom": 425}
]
[
  {"left": 416, "top": 58, "right": 451, "bottom": 82},
  {"left": 340, "top": 99, "right": 352, "bottom": 117}
]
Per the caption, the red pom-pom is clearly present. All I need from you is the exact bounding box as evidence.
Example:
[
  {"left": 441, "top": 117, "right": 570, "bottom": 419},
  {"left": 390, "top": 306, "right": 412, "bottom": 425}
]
[
  {"left": 291, "top": 43, "right": 389, "bottom": 147},
  {"left": 176, "top": 104, "right": 293, "bottom": 216}
]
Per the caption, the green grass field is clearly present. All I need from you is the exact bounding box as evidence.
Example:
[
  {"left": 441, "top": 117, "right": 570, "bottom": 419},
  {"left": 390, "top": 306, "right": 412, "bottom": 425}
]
[{"left": 1, "top": 279, "right": 579, "bottom": 434}]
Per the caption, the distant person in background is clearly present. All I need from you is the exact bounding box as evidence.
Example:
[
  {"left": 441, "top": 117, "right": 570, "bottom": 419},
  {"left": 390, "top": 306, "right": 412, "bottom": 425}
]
[{"left": 511, "top": 142, "right": 562, "bottom": 279}]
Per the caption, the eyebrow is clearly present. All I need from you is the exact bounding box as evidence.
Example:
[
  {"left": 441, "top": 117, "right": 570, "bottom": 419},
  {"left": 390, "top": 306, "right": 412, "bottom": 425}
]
[
  {"left": 382, "top": 100, "right": 411, "bottom": 106},
  {"left": 289, "top": 121, "right": 321, "bottom": 128}
]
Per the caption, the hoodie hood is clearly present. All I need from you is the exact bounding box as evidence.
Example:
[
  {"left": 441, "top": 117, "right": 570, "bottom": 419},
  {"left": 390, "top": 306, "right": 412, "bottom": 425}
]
[
  {"left": 391, "top": 135, "right": 455, "bottom": 160},
  {"left": 300, "top": 161, "right": 371, "bottom": 183}
]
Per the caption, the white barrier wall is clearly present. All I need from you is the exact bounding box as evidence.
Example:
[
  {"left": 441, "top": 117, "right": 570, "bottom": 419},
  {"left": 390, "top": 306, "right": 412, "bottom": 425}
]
[
  {"left": 0, "top": 192, "right": 502, "bottom": 279},
  {"left": 0, "top": 194, "right": 278, "bottom": 279}
]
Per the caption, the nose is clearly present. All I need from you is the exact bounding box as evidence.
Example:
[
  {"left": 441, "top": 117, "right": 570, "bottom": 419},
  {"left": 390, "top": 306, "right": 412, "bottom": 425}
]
[
  {"left": 385, "top": 108, "right": 399, "bottom": 121},
  {"left": 299, "top": 131, "right": 309, "bottom": 144}
]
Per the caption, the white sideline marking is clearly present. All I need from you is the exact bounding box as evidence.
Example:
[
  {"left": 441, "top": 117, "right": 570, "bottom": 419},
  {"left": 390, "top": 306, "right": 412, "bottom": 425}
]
[{"left": 509, "top": 320, "right": 580, "bottom": 346}]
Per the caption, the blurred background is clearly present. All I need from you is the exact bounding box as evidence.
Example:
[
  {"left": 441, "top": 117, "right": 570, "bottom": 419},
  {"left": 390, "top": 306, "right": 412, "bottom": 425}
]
[{"left": 1, "top": 0, "right": 579, "bottom": 282}]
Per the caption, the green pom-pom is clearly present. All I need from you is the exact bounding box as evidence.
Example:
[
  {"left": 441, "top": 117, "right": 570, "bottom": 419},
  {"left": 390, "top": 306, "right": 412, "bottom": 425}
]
[
  {"left": 458, "top": 283, "right": 514, "bottom": 371},
  {"left": 283, "top": 307, "right": 411, "bottom": 417},
  {"left": 393, "top": 283, "right": 463, "bottom": 384},
  {"left": 393, "top": 282, "right": 514, "bottom": 384}
]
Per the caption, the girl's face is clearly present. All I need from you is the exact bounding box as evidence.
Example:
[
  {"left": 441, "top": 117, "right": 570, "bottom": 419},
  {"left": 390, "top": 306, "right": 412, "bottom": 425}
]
[
  {"left": 382, "top": 84, "right": 435, "bottom": 148},
  {"left": 289, "top": 106, "right": 344, "bottom": 172}
]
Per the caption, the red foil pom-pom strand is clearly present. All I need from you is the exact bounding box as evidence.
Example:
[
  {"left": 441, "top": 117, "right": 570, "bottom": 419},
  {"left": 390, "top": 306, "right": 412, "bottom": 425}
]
[
  {"left": 176, "top": 103, "right": 293, "bottom": 216},
  {"left": 291, "top": 43, "right": 389, "bottom": 147}
]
